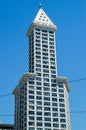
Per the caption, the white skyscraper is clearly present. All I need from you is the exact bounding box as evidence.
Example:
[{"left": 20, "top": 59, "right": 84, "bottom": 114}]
[{"left": 13, "top": 5, "right": 71, "bottom": 130}]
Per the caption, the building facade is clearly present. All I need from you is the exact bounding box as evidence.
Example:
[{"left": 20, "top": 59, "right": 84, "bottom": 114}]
[{"left": 13, "top": 6, "right": 71, "bottom": 130}]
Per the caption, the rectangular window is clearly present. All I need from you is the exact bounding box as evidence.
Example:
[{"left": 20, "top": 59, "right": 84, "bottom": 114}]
[
  {"left": 36, "top": 106, "right": 42, "bottom": 110},
  {"left": 29, "top": 111, "right": 34, "bottom": 115},
  {"left": 44, "top": 97, "right": 50, "bottom": 101},
  {"left": 36, "top": 82, "right": 41, "bottom": 85},
  {"left": 44, "top": 117, "right": 51, "bottom": 121},
  {"left": 36, "top": 96, "right": 42, "bottom": 100},
  {"left": 36, "top": 91, "right": 42, "bottom": 95},
  {"left": 44, "top": 123, "right": 51, "bottom": 127},
  {"left": 44, "top": 102, "right": 50, "bottom": 106},
  {"left": 36, "top": 101, "right": 42, "bottom": 105},
  {"left": 37, "top": 122, "right": 42, "bottom": 126},
  {"left": 44, "top": 112, "right": 51, "bottom": 116},
  {"left": 36, "top": 86, "right": 42, "bottom": 90},
  {"left": 29, "top": 95, "right": 34, "bottom": 99},
  {"left": 36, "top": 112, "right": 42, "bottom": 115},
  {"left": 36, "top": 117, "right": 42, "bottom": 121},
  {"left": 52, "top": 108, "right": 58, "bottom": 111},
  {"left": 44, "top": 107, "right": 50, "bottom": 111}
]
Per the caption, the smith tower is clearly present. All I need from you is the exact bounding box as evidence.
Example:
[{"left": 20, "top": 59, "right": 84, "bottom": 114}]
[{"left": 13, "top": 6, "right": 71, "bottom": 130}]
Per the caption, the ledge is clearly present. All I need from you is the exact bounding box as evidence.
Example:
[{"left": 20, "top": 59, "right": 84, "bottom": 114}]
[{"left": 56, "top": 76, "right": 70, "bottom": 92}]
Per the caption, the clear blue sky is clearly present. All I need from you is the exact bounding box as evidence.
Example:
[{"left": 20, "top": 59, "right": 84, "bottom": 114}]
[{"left": 0, "top": 0, "right": 86, "bottom": 130}]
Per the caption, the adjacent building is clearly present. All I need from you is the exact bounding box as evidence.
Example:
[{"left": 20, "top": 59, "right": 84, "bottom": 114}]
[{"left": 13, "top": 5, "right": 71, "bottom": 130}]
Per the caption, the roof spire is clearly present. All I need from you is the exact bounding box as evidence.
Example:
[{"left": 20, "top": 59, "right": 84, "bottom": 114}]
[{"left": 39, "top": 3, "right": 42, "bottom": 9}]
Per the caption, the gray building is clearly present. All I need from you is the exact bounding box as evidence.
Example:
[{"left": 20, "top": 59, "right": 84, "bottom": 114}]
[{"left": 13, "top": 5, "right": 71, "bottom": 130}]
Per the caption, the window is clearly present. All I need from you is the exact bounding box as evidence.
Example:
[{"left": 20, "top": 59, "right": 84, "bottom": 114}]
[
  {"left": 36, "top": 91, "right": 42, "bottom": 95},
  {"left": 36, "top": 77, "right": 41, "bottom": 81},
  {"left": 35, "top": 28, "right": 40, "bottom": 31},
  {"left": 37, "top": 128, "right": 43, "bottom": 130},
  {"left": 42, "top": 30, "right": 47, "bottom": 33},
  {"left": 44, "top": 107, "right": 50, "bottom": 111},
  {"left": 52, "top": 88, "right": 57, "bottom": 92},
  {"left": 59, "top": 103, "right": 65, "bottom": 107},
  {"left": 36, "top": 101, "right": 42, "bottom": 105},
  {"left": 29, "top": 86, "right": 34, "bottom": 90},
  {"left": 53, "top": 113, "right": 58, "bottom": 117},
  {"left": 29, "top": 101, "right": 34, "bottom": 104},
  {"left": 36, "top": 106, "right": 42, "bottom": 110},
  {"left": 29, "top": 95, "right": 34, "bottom": 99},
  {"left": 53, "top": 118, "right": 58, "bottom": 122},
  {"left": 43, "top": 61, "right": 49, "bottom": 64},
  {"left": 60, "top": 108, "right": 65, "bottom": 112},
  {"left": 59, "top": 94, "right": 64, "bottom": 98},
  {"left": 42, "top": 37, "right": 48, "bottom": 40},
  {"left": 42, "top": 45, "right": 48, "bottom": 48},
  {"left": 60, "top": 114, "right": 65, "bottom": 117},
  {"left": 36, "top": 112, "right": 42, "bottom": 115},
  {"left": 50, "top": 58, "right": 55, "bottom": 61},
  {"left": 49, "top": 31, "right": 54, "bottom": 34},
  {"left": 43, "top": 83, "right": 50, "bottom": 87},
  {"left": 36, "top": 86, "right": 42, "bottom": 90},
  {"left": 52, "top": 103, "right": 58, "bottom": 106},
  {"left": 43, "top": 69, "right": 49, "bottom": 73},
  {"left": 37, "top": 73, "right": 41, "bottom": 76},
  {"left": 36, "top": 60, "right": 41, "bottom": 63},
  {"left": 43, "top": 65, "right": 49, "bottom": 68},
  {"left": 43, "top": 56, "right": 48, "bottom": 60},
  {"left": 44, "top": 117, "right": 51, "bottom": 121},
  {"left": 44, "top": 87, "right": 50, "bottom": 91},
  {"left": 43, "top": 78, "right": 49, "bottom": 82},
  {"left": 36, "top": 68, "right": 41, "bottom": 72},
  {"left": 37, "top": 122, "right": 42, "bottom": 126},
  {"left": 36, "top": 40, "right": 40, "bottom": 43},
  {"left": 36, "top": 56, "right": 41, "bottom": 59},
  {"left": 29, "top": 116, "right": 34, "bottom": 120},
  {"left": 51, "top": 66, "right": 56, "bottom": 69},
  {"left": 42, "top": 48, "right": 48, "bottom": 52},
  {"left": 29, "top": 81, "right": 34, "bottom": 85},
  {"left": 44, "top": 123, "right": 51, "bottom": 127},
  {"left": 52, "top": 98, "right": 57, "bottom": 102},
  {"left": 52, "top": 93, "right": 57, "bottom": 97},
  {"left": 51, "top": 83, "right": 56, "bottom": 87},
  {"left": 50, "top": 50, "right": 55, "bottom": 53},
  {"left": 59, "top": 99, "right": 64, "bottom": 102},
  {"left": 44, "top": 97, "right": 50, "bottom": 101},
  {"left": 29, "top": 111, "right": 34, "bottom": 115},
  {"left": 36, "top": 96, "right": 42, "bottom": 100},
  {"left": 59, "top": 89, "right": 64, "bottom": 93},
  {"left": 53, "top": 123, "right": 59, "bottom": 127},
  {"left": 52, "top": 108, "right": 58, "bottom": 111},
  {"left": 44, "top": 102, "right": 50, "bottom": 106},
  {"left": 36, "top": 117, "right": 42, "bottom": 121},
  {"left": 29, "top": 122, "right": 34, "bottom": 126},
  {"left": 43, "top": 74, "right": 49, "bottom": 77},
  {"left": 60, "top": 119, "right": 66, "bottom": 122},
  {"left": 44, "top": 92, "right": 50, "bottom": 96},
  {"left": 51, "top": 75, "right": 56, "bottom": 78},
  {"left": 44, "top": 112, "right": 51, "bottom": 116},
  {"left": 29, "top": 90, "right": 34, "bottom": 94},
  {"left": 36, "top": 82, "right": 41, "bottom": 85},
  {"left": 29, "top": 128, "right": 35, "bottom": 130},
  {"left": 42, "top": 33, "right": 48, "bottom": 36},
  {"left": 29, "top": 106, "right": 34, "bottom": 110},
  {"left": 61, "top": 124, "right": 66, "bottom": 128}
]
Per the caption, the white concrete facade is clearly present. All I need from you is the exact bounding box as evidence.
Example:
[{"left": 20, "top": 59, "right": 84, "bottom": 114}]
[{"left": 13, "top": 6, "right": 71, "bottom": 130}]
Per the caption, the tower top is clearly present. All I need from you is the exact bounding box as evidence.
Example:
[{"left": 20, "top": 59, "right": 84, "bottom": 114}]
[
  {"left": 27, "top": 6, "right": 57, "bottom": 36},
  {"left": 33, "top": 6, "right": 57, "bottom": 30}
]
